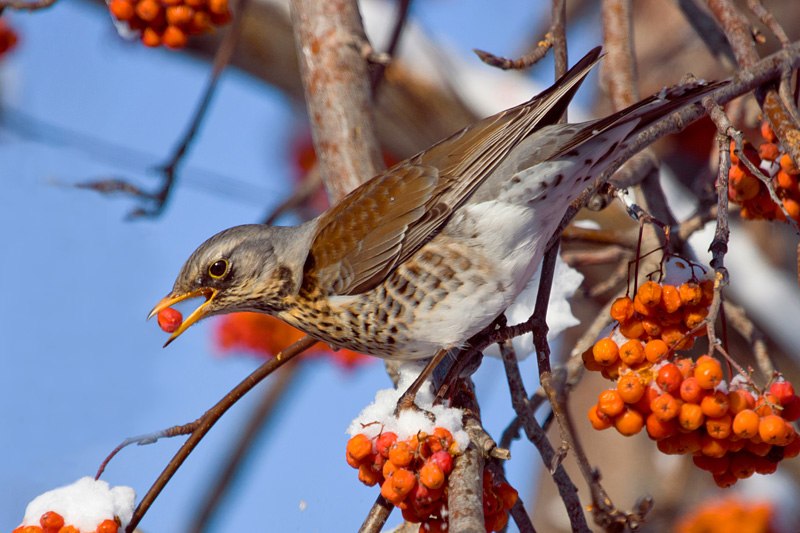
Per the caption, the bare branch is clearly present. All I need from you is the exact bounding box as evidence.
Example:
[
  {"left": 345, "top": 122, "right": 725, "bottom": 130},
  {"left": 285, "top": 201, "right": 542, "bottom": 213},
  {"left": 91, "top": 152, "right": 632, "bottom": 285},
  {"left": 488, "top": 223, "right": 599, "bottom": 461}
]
[{"left": 290, "top": 0, "right": 384, "bottom": 201}]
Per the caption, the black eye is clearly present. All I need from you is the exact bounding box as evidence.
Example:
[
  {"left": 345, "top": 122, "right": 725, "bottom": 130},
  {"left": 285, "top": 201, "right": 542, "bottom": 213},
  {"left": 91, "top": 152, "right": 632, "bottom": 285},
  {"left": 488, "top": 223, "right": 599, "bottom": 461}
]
[{"left": 208, "top": 259, "right": 229, "bottom": 279}]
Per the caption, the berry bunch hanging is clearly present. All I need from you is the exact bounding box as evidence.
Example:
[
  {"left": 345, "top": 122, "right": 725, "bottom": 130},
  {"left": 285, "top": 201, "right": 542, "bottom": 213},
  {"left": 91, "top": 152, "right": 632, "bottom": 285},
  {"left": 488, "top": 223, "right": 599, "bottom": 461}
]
[{"left": 108, "top": 0, "right": 232, "bottom": 49}]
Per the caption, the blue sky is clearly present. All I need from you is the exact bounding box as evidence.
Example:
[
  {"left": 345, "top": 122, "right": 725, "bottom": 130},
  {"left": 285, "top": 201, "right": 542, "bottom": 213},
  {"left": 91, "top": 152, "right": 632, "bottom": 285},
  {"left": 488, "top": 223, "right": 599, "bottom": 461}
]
[{"left": 0, "top": 2, "right": 598, "bottom": 530}]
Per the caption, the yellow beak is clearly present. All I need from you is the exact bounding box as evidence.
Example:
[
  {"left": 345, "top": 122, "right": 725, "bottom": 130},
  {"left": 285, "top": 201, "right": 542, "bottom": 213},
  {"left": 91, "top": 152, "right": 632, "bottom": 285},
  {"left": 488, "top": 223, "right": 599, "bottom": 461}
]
[{"left": 148, "top": 287, "right": 218, "bottom": 347}]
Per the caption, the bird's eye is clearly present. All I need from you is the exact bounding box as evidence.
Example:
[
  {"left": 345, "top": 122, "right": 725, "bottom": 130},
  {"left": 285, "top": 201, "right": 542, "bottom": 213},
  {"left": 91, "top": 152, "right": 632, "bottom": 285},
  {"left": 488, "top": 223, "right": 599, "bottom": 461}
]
[{"left": 208, "top": 259, "right": 230, "bottom": 279}]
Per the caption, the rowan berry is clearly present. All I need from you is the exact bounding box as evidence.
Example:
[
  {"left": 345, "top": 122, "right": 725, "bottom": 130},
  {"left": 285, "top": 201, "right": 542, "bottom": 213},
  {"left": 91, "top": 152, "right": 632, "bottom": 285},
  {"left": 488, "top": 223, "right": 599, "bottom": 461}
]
[
  {"left": 389, "top": 441, "right": 414, "bottom": 467},
  {"left": 675, "top": 357, "right": 694, "bottom": 378},
  {"left": 375, "top": 432, "right": 397, "bottom": 458},
  {"left": 614, "top": 407, "right": 644, "bottom": 436},
  {"left": 758, "top": 142, "right": 779, "bottom": 161},
  {"left": 163, "top": 26, "right": 188, "bottom": 49},
  {"left": 732, "top": 409, "right": 759, "bottom": 439},
  {"left": 641, "top": 318, "right": 662, "bottom": 338},
  {"left": 678, "top": 402, "right": 704, "bottom": 431},
  {"left": 646, "top": 413, "right": 678, "bottom": 440},
  {"left": 141, "top": 27, "right": 161, "bottom": 47},
  {"left": 679, "top": 282, "right": 703, "bottom": 306},
  {"left": 346, "top": 434, "right": 372, "bottom": 466},
  {"left": 208, "top": 0, "right": 228, "bottom": 14},
  {"left": 651, "top": 393, "right": 680, "bottom": 422},
  {"left": 701, "top": 391, "right": 730, "bottom": 418},
  {"left": 189, "top": 11, "right": 212, "bottom": 33},
  {"left": 39, "top": 512, "right": 64, "bottom": 531},
  {"left": 700, "top": 433, "right": 729, "bottom": 458},
  {"left": 660, "top": 284, "right": 682, "bottom": 314},
  {"left": 381, "top": 468, "right": 416, "bottom": 504},
  {"left": 419, "top": 462, "right": 445, "bottom": 489},
  {"left": 781, "top": 394, "right": 800, "bottom": 421},
  {"left": 610, "top": 296, "right": 635, "bottom": 323},
  {"left": 683, "top": 305, "right": 708, "bottom": 330},
  {"left": 656, "top": 363, "right": 683, "bottom": 394},
  {"left": 588, "top": 404, "right": 612, "bottom": 430},
  {"left": 706, "top": 414, "right": 732, "bottom": 440},
  {"left": 157, "top": 307, "right": 183, "bottom": 333},
  {"left": 693, "top": 454, "right": 730, "bottom": 475},
  {"left": 617, "top": 373, "right": 645, "bottom": 403},
  {"left": 728, "top": 389, "right": 756, "bottom": 414},
  {"left": 109, "top": 0, "right": 135, "bottom": 21},
  {"left": 758, "top": 414, "right": 789, "bottom": 445},
  {"left": 96, "top": 520, "right": 119, "bottom": 533},
  {"left": 644, "top": 339, "right": 669, "bottom": 363},
  {"left": 592, "top": 338, "right": 619, "bottom": 366},
  {"left": 679, "top": 377, "right": 704, "bottom": 403},
  {"left": 694, "top": 359, "right": 723, "bottom": 389},
  {"left": 429, "top": 450, "right": 453, "bottom": 475},
  {"left": 135, "top": 0, "right": 161, "bottom": 21},
  {"left": 618, "top": 319, "right": 645, "bottom": 339},
  {"left": 761, "top": 121, "right": 776, "bottom": 142},
  {"left": 776, "top": 169, "right": 798, "bottom": 190},
  {"left": 713, "top": 470, "right": 738, "bottom": 488},
  {"left": 618, "top": 340, "right": 645, "bottom": 366},
  {"left": 637, "top": 281, "right": 662, "bottom": 307},
  {"left": 166, "top": 5, "right": 194, "bottom": 26},
  {"left": 598, "top": 389, "right": 625, "bottom": 417},
  {"left": 780, "top": 153, "right": 799, "bottom": 174}
]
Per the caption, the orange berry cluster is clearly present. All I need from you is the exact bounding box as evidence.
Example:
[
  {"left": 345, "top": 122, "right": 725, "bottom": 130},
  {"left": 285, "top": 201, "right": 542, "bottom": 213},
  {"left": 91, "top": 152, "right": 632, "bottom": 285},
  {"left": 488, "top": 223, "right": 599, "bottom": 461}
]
[
  {"left": 675, "top": 498, "right": 774, "bottom": 533},
  {"left": 13, "top": 512, "right": 119, "bottom": 533},
  {"left": 584, "top": 279, "right": 714, "bottom": 380},
  {"left": 728, "top": 121, "right": 800, "bottom": 222},
  {"left": 108, "top": 0, "right": 231, "bottom": 49},
  {"left": 585, "top": 279, "right": 800, "bottom": 486},
  {"left": 346, "top": 429, "right": 517, "bottom": 532}
]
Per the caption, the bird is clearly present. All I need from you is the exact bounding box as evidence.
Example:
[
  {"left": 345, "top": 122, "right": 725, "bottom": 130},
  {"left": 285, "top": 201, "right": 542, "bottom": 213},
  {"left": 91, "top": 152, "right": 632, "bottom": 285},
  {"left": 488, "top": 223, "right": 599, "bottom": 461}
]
[{"left": 150, "top": 46, "right": 721, "bottom": 396}]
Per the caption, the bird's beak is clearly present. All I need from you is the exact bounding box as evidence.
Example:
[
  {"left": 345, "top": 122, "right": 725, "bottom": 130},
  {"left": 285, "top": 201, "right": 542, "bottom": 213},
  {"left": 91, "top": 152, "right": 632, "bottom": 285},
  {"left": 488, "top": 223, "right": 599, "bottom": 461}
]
[{"left": 148, "top": 287, "right": 218, "bottom": 347}]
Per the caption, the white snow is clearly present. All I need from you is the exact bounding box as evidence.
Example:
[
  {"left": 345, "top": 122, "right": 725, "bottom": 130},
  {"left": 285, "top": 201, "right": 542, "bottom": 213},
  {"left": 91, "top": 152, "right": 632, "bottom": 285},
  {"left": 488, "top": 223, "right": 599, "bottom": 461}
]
[
  {"left": 20, "top": 477, "right": 135, "bottom": 532},
  {"left": 347, "top": 363, "right": 470, "bottom": 452}
]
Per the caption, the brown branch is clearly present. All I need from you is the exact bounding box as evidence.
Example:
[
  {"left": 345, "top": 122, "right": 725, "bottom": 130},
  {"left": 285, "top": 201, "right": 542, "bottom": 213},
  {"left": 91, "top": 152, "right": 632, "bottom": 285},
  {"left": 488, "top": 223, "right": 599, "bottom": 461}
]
[
  {"left": 188, "top": 358, "right": 303, "bottom": 532},
  {"left": 474, "top": 33, "right": 554, "bottom": 70},
  {"left": 290, "top": 0, "right": 384, "bottom": 201},
  {"left": 497, "top": 342, "right": 589, "bottom": 531},
  {"left": 723, "top": 300, "right": 776, "bottom": 380},
  {"left": 746, "top": 0, "right": 790, "bottom": 46},
  {"left": 124, "top": 336, "right": 318, "bottom": 532},
  {"left": 358, "top": 495, "right": 393, "bottom": 533},
  {"left": 706, "top": 0, "right": 800, "bottom": 175},
  {"left": 369, "top": 0, "right": 412, "bottom": 93},
  {"left": 601, "top": 0, "right": 638, "bottom": 109},
  {"left": 551, "top": 0, "right": 568, "bottom": 80},
  {"left": 447, "top": 379, "right": 486, "bottom": 533},
  {"left": 0, "top": 0, "right": 55, "bottom": 10}
]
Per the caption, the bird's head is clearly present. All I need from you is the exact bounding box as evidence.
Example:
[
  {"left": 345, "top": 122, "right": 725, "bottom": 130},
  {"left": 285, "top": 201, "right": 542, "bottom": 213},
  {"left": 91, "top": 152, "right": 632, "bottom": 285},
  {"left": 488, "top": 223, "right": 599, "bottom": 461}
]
[{"left": 149, "top": 223, "right": 314, "bottom": 346}]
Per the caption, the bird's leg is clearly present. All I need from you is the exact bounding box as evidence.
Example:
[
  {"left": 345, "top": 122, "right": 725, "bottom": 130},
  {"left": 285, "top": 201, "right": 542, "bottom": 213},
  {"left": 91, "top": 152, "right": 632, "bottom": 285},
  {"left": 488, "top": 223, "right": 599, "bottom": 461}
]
[{"left": 394, "top": 348, "right": 449, "bottom": 417}]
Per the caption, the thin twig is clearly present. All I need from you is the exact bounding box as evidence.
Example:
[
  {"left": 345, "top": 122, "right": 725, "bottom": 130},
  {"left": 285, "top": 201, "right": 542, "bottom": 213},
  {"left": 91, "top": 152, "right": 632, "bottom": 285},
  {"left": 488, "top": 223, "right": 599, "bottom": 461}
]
[
  {"left": 358, "top": 495, "right": 393, "bottom": 533},
  {"left": 369, "top": 0, "right": 412, "bottom": 93},
  {"left": 723, "top": 300, "right": 776, "bottom": 380},
  {"left": 474, "top": 33, "right": 554, "bottom": 70},
  {"left": 124, "top": 336, "right": 318, "bottom": 532},
  {"left": 76, "top": 0, "right": 250, "bottom": 219},
  {"left": 188, "top": 358, "right": 303, "bottom": 532},
  {"left": 746, "top": 0, "right": 790, "bottom": 46}
]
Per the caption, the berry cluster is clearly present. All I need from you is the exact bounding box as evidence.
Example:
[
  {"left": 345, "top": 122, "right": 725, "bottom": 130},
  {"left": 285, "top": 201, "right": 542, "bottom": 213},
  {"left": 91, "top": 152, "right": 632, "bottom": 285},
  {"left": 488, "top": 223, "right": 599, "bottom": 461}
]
[
  {"left": 675, "top": 498, "right": 775, "bottom": 533},
  {"left": 108, "top": 0, "right": 231, "bottom": 49},
  {"left": 13, "top": 512, "right": 118, "bottom": 533},
  {"left": 346, "top": 429, "right": 517, "bottom": 531},
  {"left": 728, "top": 121, "right": 800, "bottom": 222},
  {"left": 584, "top": 280, "right": 800, "bottom": 487},
  {"left": 584, "top": 279, "right": 714, "bottom": 380}
]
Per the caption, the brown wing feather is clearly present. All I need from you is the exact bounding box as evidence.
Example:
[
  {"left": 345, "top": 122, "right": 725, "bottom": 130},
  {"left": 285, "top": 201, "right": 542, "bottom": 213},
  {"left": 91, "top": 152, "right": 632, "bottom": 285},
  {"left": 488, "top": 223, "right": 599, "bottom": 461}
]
[{"left": 308, "top": 47, "right": 603, "bottom": 296}]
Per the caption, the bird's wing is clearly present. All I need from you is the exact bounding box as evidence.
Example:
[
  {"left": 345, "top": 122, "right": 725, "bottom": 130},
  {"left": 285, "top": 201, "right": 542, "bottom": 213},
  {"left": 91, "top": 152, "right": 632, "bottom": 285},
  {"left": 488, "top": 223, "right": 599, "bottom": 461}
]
[{"left": 307, "top": 47, "right": 603, "bottom": 296}]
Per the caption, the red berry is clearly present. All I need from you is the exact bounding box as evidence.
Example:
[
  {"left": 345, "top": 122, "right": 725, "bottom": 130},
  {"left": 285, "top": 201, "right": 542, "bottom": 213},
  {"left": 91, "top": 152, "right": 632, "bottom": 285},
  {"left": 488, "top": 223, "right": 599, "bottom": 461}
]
[
  {"left": 157, "top": 307, "right": 183, "bottom": 333},
  {"left": 375, "top": 432, "right": 398, "bottom": 458},
  {"left": 429, "top": 450, "right": 453, "bottom": 475},
  {"left": 769, "top": 381, "right": 795, "bottom": 405}
]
